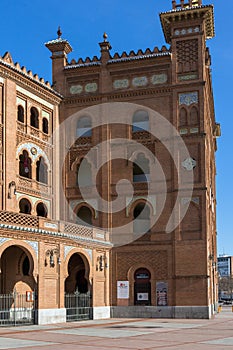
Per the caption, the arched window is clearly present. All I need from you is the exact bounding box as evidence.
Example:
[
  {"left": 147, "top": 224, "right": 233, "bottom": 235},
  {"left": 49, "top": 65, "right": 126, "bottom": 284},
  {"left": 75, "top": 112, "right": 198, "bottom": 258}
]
[
  {"left": 42, "top": 118, "right": 49, "bottom": 134},
  {"left": 19, "top": 198, "right": 31, "bottom": 214},
  {"left": 17, "top": 105, "right": 24, "bottom": 123},
  {"left": 36, "top": 157, "right": 48, "bottom": 184},
  {"left": 19, "top": 150, "right": 32, "bottom": 179},
  {"left": 76, "top": 116, "right": 92, "bottom": 137},
  {"left": 133, "top": 202, "right": 151, "bottom": 234},
  {"left": 133, "top": 153, "right": 150, "bottom": 182},
  {"left": 30, "top": 107, "right": 39, "bottom": 129},
  {"left": 132, "top": 110, "right": 149, "bottom": 132},
  {"left": 36, "top": 202, "right": 48, "bottom": 218},
  {"left": 76, "top": 206, "right": 92, "bottom": 226},
  {"left": 179, "top": 108, "right": 187, "bottom": 127},
  {"left": 76, "top": 159, "right": 92, "bottom": 187},
  {"left": 190, "top": 106, "right": 199, "bottom": 126}
]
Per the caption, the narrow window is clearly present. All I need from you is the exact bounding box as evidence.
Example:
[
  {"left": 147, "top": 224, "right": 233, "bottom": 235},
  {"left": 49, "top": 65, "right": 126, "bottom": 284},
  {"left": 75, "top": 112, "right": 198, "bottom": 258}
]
[
  {"left": 77, "top": 206, "right": 92, "bottom": 226},
  {"left": 19, "top": 150, "right": 32, "bottom": 179},
  {"left": 76, "top": 116, "right": 92, "bottom": 137},
  {"left": 133, "top": 154, "right": 150, "bottom": 183},
  {"left": 19, "top": 198, "right": 31, "bottom": 214},
  {"left": 36, "top": 202, "right": 48, "bottom": 217},
  {"left": 132, "top": 110, "right": 149, "bottom": 132},
  {"left": 36, "top": 157, "right": 48, "bottom": 184},
  {"left": 179, "top": 108, "right": 187, "bottom": 127},
  {"left": 76, "top": 159, "right": 92, "bottom": 187},
  {"left": 17, "top": 105, "right": 24, "bottom": 123},
  {"left": 30, "top": 107, "right": 39, "bottom": 129},
  {"left": 133, "top": 203, "right": 151, "bottom": 234},
  {"left": 42, "top": 118, "right": 49, "bottom": 134}
]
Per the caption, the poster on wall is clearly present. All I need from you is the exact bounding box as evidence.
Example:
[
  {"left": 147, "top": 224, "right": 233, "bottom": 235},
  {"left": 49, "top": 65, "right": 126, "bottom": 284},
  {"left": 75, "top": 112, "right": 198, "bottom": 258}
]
[
  {"left": 117, "top": 281, "right": 129, "bottom": 299},
  {"left": 137, "top": 293, "right": 149, "bottom": 301},
  {"left": 156, "top": 281, "right": 168, "bottom": 306}
]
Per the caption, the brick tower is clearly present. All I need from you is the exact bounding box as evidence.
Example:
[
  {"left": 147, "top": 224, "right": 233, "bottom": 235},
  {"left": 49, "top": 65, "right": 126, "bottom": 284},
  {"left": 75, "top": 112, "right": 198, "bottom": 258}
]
[{"left": 45, "top": 0, "right": 219, "bottom": 319}]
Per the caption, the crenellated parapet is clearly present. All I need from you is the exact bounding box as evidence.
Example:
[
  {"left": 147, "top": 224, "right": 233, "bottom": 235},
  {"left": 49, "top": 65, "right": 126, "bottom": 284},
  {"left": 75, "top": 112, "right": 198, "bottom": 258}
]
[
  {"left": 0, "top": 52, "right": 59, "bottom": 93},
  {"left": 66, "top": 45, "right": 170, "bottom": 69}
]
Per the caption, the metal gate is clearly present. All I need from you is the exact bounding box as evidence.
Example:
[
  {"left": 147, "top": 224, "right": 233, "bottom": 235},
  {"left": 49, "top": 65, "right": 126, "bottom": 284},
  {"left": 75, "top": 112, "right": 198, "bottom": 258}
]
[
  {"left": 0, "top": 291, "right": 35, "bottom": 326},
  {"left": 65, "top": 292, "right": 92, "bottom": 322}
]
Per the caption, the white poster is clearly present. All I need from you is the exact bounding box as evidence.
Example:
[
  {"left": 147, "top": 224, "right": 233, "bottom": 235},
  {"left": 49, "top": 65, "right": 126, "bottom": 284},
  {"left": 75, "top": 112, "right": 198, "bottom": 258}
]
[
  {"left": 137, "top": 293, "right": 149, "bottom": 301},
  {"left": 117, "top": 281, "right": 129, "bottom": 299},
  {"left": 156, "top": 281, "right": 168, "bottom": 306}
]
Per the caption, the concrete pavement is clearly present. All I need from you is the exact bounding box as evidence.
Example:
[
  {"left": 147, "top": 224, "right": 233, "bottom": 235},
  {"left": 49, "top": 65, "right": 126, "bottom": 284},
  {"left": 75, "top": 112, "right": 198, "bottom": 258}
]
[{"left": 0, "top": 306, "right": 233, "bottom": 349}]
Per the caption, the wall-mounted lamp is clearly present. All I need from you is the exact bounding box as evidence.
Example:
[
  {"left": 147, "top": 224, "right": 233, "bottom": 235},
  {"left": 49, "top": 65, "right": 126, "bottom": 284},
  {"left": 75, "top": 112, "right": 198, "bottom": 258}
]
[
  {"left": 96, "top": 255, "right": 108, "bottom": 271},
  {"left": 45, "top": 249, "right": 60, "bottom": 267}
]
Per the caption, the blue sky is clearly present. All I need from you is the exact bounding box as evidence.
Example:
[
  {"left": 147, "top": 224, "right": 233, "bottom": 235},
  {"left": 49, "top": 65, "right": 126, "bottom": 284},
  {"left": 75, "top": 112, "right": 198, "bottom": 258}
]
[{"left": 1, "top": 0, "right": 232, "bottom": 256}]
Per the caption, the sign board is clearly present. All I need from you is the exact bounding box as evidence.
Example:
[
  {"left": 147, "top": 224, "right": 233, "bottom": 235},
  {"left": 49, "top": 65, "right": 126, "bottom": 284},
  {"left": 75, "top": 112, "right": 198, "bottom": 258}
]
[
  {"left": 26, "top": 291, "right": 34, "bottom": 302},
  {"left": 117, "top": 281, "right": 129, "bottom": 299},
  {"left": 137, "top": 293, "right": 148, "bottom": 301}
]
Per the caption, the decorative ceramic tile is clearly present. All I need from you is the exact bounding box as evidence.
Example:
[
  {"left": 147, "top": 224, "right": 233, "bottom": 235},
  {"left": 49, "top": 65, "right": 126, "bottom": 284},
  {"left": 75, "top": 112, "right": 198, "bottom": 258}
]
[
  {"left": 113, "top": 79, "right": 129, "bottom": 89},
  {"left": 85, "top": 83, "right": 98, "bottom": 93},
  {"left": 179, "top": 92, "right": 198, "bottom": 106},
  {"left": 64, "top": 246, "right": 75, "bottom": 259},
  {"left": 70, "top": 85, "right": 83, "bottom": 94},
  {"left": 179, "top": 128, "right": 188, "bottom": 135},
  {"left": 0, "top": 237, "right": 10, "bottom": 246},
  {"left": 132, "top": 76, "right": 148, "bottom": 87},
  {"left": 181, "top": 197, "right": 200, "bottom": 206},
  {"left": 84, "top": 248, "right": 93, "bottom": 262},
  {"left": 25, "top": 240, "right": 38, "bottom": 257},
  {"left": 151, "top": 74, "right": 167, "bottom": 85},
  {"left": 190, "top": 127, "right": 199, "bottom": 133},
  {"left": 182, "top": 157, "right": 197, "bottom": 171},
  {"left": 178, "top": 74, "right": 197, "bottom": 81}
]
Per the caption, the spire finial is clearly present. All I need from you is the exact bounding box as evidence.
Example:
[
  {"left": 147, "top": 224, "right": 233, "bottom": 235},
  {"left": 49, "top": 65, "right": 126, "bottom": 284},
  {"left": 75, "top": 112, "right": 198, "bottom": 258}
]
[
  {"left": 57, "top": 26, "right": 62, "bottom": 39},
  {"left": 103, "top": 32, "right": 108, "bottom": 42}
]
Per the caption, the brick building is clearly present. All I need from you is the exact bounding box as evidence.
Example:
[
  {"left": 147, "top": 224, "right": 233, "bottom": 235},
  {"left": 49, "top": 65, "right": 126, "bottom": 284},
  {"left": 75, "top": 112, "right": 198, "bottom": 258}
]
[{"left": 0, "top": 0, "right": 219, "bottom": 325}]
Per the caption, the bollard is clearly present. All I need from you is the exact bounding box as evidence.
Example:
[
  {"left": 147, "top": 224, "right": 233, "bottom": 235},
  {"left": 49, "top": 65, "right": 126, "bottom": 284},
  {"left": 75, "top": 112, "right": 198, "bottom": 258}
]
[{"left": 232, "top": 305, "right": 233, "bottom": 313}]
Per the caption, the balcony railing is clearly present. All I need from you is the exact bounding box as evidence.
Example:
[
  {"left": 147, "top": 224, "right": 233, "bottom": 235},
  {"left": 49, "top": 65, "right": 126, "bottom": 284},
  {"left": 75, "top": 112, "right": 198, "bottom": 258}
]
[
  {"left": 0, "top": 210, "right": 109, "bottom": 243},
  {"left": 17, "top": 175, "right": 51, "bottom": 196}
]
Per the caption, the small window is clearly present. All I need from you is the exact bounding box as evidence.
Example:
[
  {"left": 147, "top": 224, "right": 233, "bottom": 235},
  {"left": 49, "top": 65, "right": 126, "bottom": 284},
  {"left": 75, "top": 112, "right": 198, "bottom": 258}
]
[
  {"left": 76, "top": 159, "right": 92, "bottom": 187},
  {"left": 19, "top": 150, "right": 32, "bottom": 179},
  {"left": 190, "top": 106, "right": 199, "bottom": 126},
  {"left": 77, "top": 206, "right": 92, "bottom": 226},
  {"left": 132, "top": 110, "right": 149, "bottom": 132},
  {"left": 77, "top": 116, "right": 92, "bottom": 137},
  {"left": 30, "top": 107, "right": 39, "bottom": 129},
  {"left": 36, "top": 202, "right": 48, "bottom": 217},
  {"left": 42, "top": 118, "right": 49, "bottom": 134},
  {"left": 179, "top": 108, "right": 187, "bottom": 127},
  {"left": 19, "top": 198, "right": 31, "bottom": 214},
  {"left": 133, "top": 154, "right": 150, "bottom": 183},
  {"left": 17, "top": 105, "right": 24, "bottom": 123},
  {"left": 36, "top": 157, "right": 48, "bottom": 184},
  {"left": 133, "top": 202, "right": 151, "bottom": 234}
]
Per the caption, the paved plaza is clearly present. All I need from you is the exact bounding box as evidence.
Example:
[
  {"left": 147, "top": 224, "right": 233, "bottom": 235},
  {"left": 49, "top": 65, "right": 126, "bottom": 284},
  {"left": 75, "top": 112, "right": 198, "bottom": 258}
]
[{"left": 0, "top": 307, "right": 233, "bottom": 349}]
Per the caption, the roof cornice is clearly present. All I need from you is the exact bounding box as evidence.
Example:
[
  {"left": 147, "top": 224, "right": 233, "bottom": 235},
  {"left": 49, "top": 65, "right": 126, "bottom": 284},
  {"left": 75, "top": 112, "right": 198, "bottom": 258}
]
[
  {"left": 160, "top": 4, "right": 215, "bottom": 44},
  {"left": 0, "top": 58, "right": 63, "bottom": 103}
]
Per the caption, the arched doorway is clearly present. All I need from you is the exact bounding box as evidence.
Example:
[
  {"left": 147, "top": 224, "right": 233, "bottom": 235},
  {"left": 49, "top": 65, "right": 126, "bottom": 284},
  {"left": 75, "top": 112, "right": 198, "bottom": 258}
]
[
  {"left": 65, "top": 253, "right": 92, "bottom": 321},
  {"left": 0, "top": 245, "right": 36, "bottom": 325},
  {"left": 134, "top": 268, "right": 151, "bottom": 306}
]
